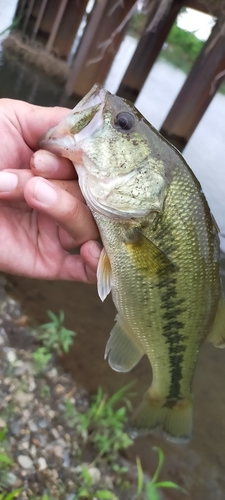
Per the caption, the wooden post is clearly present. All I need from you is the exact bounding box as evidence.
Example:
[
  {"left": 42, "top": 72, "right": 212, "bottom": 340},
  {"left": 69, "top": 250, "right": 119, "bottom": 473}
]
[
  {"left": 160, "top": 19, "right": 225, "bottom": 151},
  {"left": 32, "top": 0, "right": 49, "bottom": 41},
  {"left": 22, "top": 0, "right": 36, "bottom": 34},
  {"left": 15, "top": 0, "right": 27, "bottom": 28},
  {"left": 51, "top": 0, "right": 90, "bottom": 59},
  {"left": 117, "top": 0, "right": 184, "bottom": 101},
  {"left": 17, "top": 0, "right": 89, "bottom": 59},
  {"left": 65, "top": 0, "right": 137, "bottom": 97},
  {"left": 46, "top": 0, "right": 69, "bottom": 51}
]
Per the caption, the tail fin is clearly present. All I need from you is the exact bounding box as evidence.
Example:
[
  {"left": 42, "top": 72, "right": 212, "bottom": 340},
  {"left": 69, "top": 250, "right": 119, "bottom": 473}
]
[{"left": 130, "top": 391, "right": 193, "bottom": 443}]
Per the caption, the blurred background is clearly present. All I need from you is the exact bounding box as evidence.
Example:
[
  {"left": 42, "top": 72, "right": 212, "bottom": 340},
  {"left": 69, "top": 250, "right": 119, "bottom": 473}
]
[{"left": 0, "top": 1, "right": 225, "bottom": 499}]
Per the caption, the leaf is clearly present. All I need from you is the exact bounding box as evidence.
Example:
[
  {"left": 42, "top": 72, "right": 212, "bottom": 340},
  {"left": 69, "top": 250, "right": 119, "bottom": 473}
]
[
  {"left": 0, "top": 453, "right": 14, "bottom": 465},
  {"left": 151, "top": 447, "right": 165, "bottom": 483},
  {"left": 96, "top": 490, "right": 118, "bottom": 499},
  {"left": 0, "top": 18, "right": 21, "bottom": 37},
  {"left": 59, "top": 309, "right": 65, "bottom": 323},
  {"left": 81, "top": 465, "right": 92, "bottom": 487},
  {"left": 154, "top": 481, "right": 188, "bottom": 494},
  {"left": 1, "top": 489, "right": 22, "bottom": 500},
  {"left": 0, "top": 428, "right": 7, "bottom": 442},
  {"left": 136, "top": 457, "right": 144, "bottom": 496},
  {"left": 77, "top": 487, "right": 89, "bottom": 498},
  {"left": 107, "top": 381, "right": 135, "bottom": 408},
  {"left": 146, "top": 482, "right": 160, "bottom": 500},
  {"left": 47, "top": 310, "right": 58, "bottom": 324}
]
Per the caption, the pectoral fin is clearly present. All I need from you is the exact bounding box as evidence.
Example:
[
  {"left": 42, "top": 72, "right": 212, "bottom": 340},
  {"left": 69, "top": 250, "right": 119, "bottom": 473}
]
[
  {"left": 125, "top": 229, "right": 176, "bottom": 276},
  {"left": 207, "top": 299, "right": 225, "bottom": 348},
  {"left": 105, "top": 315, "right": 144, "bottom": 372},
  {"left": 97, "top": 248, "right": 112, "bottom": 301}
]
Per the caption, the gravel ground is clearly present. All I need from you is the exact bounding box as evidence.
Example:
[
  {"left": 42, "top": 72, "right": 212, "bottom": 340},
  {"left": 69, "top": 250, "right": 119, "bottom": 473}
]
[{"left": 0, "top": 275, "right": 152, "bottom": 500}]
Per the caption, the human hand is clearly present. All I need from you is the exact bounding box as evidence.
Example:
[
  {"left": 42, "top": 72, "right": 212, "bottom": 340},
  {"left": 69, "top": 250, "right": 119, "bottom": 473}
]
[{"left": 0, "top": 99, "right": 101, "bottom": 282}]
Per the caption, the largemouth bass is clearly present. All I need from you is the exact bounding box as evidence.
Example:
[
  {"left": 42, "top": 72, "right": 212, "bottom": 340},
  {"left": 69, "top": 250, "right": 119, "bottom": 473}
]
[{"left": 41, "top": 85, "right": 225, "bottom": 442}]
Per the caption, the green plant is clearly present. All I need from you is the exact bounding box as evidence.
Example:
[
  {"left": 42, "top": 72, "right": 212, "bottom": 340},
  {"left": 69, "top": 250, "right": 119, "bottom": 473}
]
[
  {"left": 39, "top": 384, "right": 51, "bottom": 399},
  {"left": 64, "top": 384, "right": 134, "bottom": 460},
  {"left": 0, "top": 428, "right": 13, "bottom": 471},
  {"left": 75, "top": 465, "right": 119, "bottom": 500},
  {"left": 136, "top": 447, "right": 187, "bottom": 499},
  {"left": 36, "top": 310, "right": 76, "bottom": 355},
  {"left": 0, "top": 491, "right": 22, "bottom": 500},
  {"left": 95, "top": 491, "right": 118, "bottom": 499},
  {"left": 0, "top": 18, "right": 20, "bottom": 37},
  {"left": 32, "top": 347, "right": 52, "bottom": 371},
  {"left": 32, "top": 310, "right": 75, "bottom": 370},
  {"left": 0, "top": 429, "right": 22, "bottom": 497}
]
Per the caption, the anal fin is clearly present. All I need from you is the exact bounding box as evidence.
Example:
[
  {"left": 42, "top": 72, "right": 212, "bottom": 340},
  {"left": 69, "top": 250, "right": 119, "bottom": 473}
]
[
  {"left": 105, "top": 315, "right": 143, "bottom": 372},
  {"left": 207, "top": 299, "right": 225, "bottom": 348}
]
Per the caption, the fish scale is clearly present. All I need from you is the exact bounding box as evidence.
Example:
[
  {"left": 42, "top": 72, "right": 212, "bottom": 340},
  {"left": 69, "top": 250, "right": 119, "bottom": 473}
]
[{"left": 40, "top": 84, "right": 225, "bottom": 442}]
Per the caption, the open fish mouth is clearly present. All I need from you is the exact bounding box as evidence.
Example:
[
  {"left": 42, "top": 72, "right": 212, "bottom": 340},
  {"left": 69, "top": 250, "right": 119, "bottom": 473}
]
[{"left": 40, "top": 85, "right": 107, "bottom": 159}]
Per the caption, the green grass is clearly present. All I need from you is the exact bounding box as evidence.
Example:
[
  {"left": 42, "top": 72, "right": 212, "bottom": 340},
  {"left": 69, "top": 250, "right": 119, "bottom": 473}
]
[
  {"left": 0, "top": 429, "right": 21, "bottom": 498},
  {"left": 136, "top": 447, "right": 187, "bottom": 499},
  {"left": 35, "top": 310, "right": 76, "bottom": 355},
  {"left": 32, "top": 310, "right": 76, "bottom": 370},
  {"left": 64, "top": 384, "right": 134, "bottom": 461}
]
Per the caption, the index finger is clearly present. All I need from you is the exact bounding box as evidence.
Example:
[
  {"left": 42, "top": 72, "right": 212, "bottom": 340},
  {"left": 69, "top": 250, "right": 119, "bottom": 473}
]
[{"left": 4, "top": 99, "right": 70, "bottom": 151}]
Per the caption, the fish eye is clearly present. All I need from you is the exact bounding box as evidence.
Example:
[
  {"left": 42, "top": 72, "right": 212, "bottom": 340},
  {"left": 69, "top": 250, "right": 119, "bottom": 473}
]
[{"left": 114, "top": 112, "right": 134, "bottom": 131}]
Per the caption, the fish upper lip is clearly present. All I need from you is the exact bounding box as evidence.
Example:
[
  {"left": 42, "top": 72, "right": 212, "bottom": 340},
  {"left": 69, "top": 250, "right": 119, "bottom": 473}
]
[
  {"left": 73, "top": 84, "right": 107, "bottom": 112},
  {"left": 40, "top": 84, "right": 108, "bottom": 150},
  {"left": 39, "top": 134, "right": 76, "bottom": 156}
]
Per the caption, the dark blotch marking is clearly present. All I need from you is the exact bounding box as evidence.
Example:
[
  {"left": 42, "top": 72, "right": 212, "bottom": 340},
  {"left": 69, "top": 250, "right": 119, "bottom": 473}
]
[{"left": 158, "top": 267, "right": 187, "bottom": 400}]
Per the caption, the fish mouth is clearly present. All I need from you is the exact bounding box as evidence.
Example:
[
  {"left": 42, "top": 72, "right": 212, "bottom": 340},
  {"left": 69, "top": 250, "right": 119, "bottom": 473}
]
[{"left": 40, "top": 85, "right": 107, "bottom": 160}]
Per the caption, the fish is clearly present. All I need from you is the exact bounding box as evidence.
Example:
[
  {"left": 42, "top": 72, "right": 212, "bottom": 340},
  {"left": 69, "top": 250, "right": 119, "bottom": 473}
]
[{"left": 40, "top": 84, "right": 225, "bottom": 443}]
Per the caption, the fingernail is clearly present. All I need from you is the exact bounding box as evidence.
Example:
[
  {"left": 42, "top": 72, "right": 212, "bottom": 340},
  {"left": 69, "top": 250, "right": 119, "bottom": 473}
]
[
  {"left": 32, "top": 151, "right": 59, "bottom": 174},
  {"left": 0, "top": 172, "right": 18, "bottom": 191},
  {"left": 34, "top": 179, "right": 57, "bottom": 205},
  {"left": 90, "top": 242, "right": 102, "bottom": 260}
]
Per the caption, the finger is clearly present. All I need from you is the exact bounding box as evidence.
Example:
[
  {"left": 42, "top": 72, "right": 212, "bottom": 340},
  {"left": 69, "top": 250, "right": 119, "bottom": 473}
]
[
  {"left": 36, "top": 212, "right": 101, "bottom": 283},
  {"left": 48, "top": 179, "right": 85, "bottom": 203},
  {"left": 0, "top": 169, "right": 33, "bottom": 200},
  {"left": 24, "top": 177, "right": 99, "bottom": 246},
  {"left": 2, "top": 99, "right": 70, "bottom": 151},
  {"left": 0, "top": 170, "right": 84, "bottom": 205},
  {"left": 58, "top": 227, "right": 80, "bottom": 250},
  {"left": 80, "top": 240, "right": 102, "bottom": 281},
  {"left": 31, "top": 150, "right": 76, "bottom": 180},
  {"left": 59, "top": 241, "right": 102, "bottom": 283}
]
